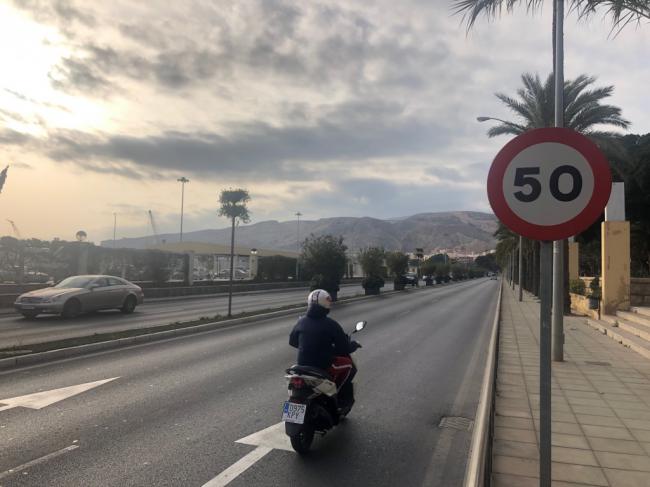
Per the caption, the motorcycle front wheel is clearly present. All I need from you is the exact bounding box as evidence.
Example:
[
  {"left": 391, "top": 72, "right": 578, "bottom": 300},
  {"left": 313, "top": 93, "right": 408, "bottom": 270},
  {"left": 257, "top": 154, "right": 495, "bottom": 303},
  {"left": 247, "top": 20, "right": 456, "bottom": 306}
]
[{"left": 289, "top": 424, "right": 315, "bottom": 454}]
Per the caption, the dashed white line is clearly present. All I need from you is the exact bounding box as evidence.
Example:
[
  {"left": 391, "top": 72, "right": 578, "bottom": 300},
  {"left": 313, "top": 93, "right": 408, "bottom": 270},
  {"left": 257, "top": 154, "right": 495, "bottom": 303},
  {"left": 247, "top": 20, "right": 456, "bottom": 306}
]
[{"left": 0, "top": 445, "right": 79, "bottom": 481}]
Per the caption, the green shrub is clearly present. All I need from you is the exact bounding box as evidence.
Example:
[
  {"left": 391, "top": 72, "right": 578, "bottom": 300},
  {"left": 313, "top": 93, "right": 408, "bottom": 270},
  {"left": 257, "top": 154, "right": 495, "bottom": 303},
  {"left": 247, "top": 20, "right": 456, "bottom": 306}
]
[
  {"left": 569, "top": 279, "right": 586, "bottom": 296},
  {"left": 589, "top": 276, "right": 601, "bottom": 299},
  {"left": 362, "top": 275, "right": 385, "bottom": 290}
]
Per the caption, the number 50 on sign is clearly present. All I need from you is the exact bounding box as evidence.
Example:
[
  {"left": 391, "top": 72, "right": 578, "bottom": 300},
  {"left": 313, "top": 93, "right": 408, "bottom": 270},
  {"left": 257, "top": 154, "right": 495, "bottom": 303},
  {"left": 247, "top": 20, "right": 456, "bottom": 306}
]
[{"left": 487, "top": 128, "right": 612, "bottom": 241}]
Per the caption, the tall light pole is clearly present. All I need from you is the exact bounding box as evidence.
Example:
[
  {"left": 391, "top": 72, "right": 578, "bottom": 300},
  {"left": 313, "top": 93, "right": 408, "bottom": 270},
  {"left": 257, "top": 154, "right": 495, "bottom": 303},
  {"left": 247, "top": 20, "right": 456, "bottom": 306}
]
[
  {"left": 177, "top": 177, "right": 190, "bottom": 242},
  {"left": 295, "top": 212, "right": 302, "bottom": 280},
  {"left": 112, "top": 213, "right": 117, "bottom": 248}
]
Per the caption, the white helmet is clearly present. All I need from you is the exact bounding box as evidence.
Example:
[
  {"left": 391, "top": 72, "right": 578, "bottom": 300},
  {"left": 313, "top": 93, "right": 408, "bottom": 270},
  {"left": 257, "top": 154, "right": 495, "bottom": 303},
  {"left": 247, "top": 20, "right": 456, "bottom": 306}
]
[{"left": 307, "top": 289, "right": 332, "bottom": 309}]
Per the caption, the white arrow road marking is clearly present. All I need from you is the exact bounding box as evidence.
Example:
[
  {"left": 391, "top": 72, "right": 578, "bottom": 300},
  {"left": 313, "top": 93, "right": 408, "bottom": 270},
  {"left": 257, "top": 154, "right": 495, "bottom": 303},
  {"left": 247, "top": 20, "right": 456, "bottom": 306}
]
[
  {"left": 235, "top": 422, "right": 293, "bottom": 452},
  {"left": 0, "top": 445, "right": 79, "bottom": 481},
  {"left": 0, "top": 377, "right": 119, "bottom": 412},
  {"left": 202, "top": 422, "right": 291, "bottom": 487}
]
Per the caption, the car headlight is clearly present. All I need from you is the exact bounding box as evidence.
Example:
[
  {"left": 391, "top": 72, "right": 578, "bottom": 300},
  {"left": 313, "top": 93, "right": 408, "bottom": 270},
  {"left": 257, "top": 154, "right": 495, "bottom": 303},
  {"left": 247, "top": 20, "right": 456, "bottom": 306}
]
[{"left": 43, "top": 294, "right": 66, "bottom": 303}]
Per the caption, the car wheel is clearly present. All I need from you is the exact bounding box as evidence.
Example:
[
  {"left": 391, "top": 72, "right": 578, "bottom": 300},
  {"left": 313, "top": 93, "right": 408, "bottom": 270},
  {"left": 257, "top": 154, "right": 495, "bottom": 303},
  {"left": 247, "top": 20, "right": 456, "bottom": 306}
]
[
  {"left": 62, "top": 299, "right": 82, "bottom": 319},
  {"left": 22, "top": 311, "right": 39, "bottom": 319},
  {"left": 120, "top": 295, "right": 137, "bottom": 314}
]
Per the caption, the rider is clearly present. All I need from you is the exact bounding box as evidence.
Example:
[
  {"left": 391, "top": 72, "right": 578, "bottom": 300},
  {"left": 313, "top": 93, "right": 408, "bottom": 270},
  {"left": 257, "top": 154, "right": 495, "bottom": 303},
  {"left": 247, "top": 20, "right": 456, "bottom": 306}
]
[{"left": 289, "top": 289, "right": 361, "bottom": 409}]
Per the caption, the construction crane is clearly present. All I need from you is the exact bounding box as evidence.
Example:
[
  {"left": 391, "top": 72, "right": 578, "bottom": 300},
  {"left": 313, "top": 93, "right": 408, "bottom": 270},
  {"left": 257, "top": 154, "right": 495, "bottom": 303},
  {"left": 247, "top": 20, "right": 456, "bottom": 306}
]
[
  {"left": 147, "top": 210, "right": 161, "bottom": 245},
  {"left": 6, "top": 219, "right": 22, "bottom": 239}
]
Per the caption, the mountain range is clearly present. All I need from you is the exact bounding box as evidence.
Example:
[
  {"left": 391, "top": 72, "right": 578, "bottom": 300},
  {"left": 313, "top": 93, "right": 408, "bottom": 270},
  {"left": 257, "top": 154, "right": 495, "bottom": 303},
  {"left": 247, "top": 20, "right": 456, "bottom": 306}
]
[{"left": 105, "top": 211, "right": 498, "bottom": 254}]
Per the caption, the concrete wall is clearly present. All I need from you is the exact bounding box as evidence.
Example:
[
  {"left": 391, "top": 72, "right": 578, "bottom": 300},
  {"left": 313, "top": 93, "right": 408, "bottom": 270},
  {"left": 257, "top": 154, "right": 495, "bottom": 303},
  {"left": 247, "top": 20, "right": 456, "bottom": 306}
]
[
  {"left": 631, "top": 278, "right": 650, "bottom": 307},
  {"left": 570, "top": 292, "right": 599, "bottom": 319}
]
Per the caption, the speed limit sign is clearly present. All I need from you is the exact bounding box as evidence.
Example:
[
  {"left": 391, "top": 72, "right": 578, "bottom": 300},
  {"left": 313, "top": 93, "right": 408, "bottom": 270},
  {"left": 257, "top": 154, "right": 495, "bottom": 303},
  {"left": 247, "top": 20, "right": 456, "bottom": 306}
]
[{"left": 487, "top": 128, "right": 612, "bottom": 241}]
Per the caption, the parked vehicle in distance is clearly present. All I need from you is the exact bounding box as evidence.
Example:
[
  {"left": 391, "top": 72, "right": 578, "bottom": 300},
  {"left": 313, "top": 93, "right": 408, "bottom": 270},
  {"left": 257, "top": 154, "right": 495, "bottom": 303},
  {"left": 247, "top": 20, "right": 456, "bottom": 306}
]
[
  {"left": 404, "top": 273, "right": 419, "bottom": 287},
  {"left": 14, "top": 275, "right": 144, "bottom": 319}
]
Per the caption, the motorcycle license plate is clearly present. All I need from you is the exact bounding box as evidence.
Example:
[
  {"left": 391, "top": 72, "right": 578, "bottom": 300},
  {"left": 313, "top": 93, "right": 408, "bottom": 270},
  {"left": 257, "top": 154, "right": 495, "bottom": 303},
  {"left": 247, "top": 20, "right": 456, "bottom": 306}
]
[{"left": 282, "top": 401, "right": 306, "bottom": 424}]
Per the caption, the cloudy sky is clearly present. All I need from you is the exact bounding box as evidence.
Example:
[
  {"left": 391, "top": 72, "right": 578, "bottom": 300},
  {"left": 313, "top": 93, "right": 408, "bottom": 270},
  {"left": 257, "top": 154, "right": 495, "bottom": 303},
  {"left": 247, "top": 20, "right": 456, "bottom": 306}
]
[{"left": 1, "top": 0, "right": 648, "bottom": 242}]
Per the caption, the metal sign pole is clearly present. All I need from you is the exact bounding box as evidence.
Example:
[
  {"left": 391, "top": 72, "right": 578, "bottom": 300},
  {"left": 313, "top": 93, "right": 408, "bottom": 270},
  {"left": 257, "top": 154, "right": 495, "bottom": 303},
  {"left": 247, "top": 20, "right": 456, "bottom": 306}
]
[
  {"left": 539, "top": 241, "right": 553, "bottom": 487},
  {"left": 518, "top": 236, "right": 524, "bottom": 301}
]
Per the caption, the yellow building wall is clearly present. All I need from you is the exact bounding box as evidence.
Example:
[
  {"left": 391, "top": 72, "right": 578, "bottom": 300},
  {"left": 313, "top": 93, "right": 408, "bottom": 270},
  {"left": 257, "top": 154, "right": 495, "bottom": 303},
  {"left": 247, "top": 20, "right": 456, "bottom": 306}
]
[
  {"left": 568, "top": 242, "right": 579, "bottom": 281},
  {"left": 601, "top": 221, "right": 630, "bottom": 315}
]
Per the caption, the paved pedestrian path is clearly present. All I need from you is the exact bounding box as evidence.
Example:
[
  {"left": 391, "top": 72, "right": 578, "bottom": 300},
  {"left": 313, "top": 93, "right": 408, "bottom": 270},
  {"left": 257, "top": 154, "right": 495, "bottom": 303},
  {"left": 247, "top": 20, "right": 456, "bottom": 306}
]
[{"left": 492, "top": 284, "right": 650, "bottom": 487}]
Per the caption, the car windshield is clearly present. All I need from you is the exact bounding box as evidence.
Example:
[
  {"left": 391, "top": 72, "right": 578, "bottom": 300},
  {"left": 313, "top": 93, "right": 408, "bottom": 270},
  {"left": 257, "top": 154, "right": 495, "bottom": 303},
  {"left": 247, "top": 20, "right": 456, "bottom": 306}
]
[{"left": 54, "top": 276, "right": 95, "bottom": 289}]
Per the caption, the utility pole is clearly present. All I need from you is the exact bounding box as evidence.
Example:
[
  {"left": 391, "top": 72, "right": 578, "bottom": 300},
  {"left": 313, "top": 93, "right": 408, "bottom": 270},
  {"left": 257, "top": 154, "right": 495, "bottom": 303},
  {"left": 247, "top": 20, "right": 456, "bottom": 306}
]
[
  {"left": 177, "top": 177, "right": 190, "bottom": 242},
  {"left": 113, "top": 213, "right": 117, "bottom": 248},
  {"left": 295, "top": 212, "right": 302, "bottom": 280}
]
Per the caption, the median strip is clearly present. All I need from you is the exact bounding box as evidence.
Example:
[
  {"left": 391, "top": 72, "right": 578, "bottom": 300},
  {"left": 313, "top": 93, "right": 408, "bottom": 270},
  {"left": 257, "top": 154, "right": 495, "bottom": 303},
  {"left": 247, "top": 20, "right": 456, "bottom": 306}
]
[{"left": 0, "top": 289, "right": 409, "bottom": 370}]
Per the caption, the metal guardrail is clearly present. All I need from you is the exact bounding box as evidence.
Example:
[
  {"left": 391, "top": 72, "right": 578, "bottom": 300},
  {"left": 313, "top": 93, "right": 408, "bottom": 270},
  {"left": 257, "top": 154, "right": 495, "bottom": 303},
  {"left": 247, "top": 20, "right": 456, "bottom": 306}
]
[{"left": 463, "top": 280, "right": 503, "bottom": 487}]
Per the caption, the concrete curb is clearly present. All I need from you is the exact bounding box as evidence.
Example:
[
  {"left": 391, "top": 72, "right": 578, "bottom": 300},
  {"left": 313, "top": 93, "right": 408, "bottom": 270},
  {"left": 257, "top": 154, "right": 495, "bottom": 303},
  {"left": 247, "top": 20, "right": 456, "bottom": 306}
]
[
  {"left": 463, "top": 279, "right": 502, "bottom": 487},
  {"left": 0, "top": 289, "right": 411, "bottom": 371}
]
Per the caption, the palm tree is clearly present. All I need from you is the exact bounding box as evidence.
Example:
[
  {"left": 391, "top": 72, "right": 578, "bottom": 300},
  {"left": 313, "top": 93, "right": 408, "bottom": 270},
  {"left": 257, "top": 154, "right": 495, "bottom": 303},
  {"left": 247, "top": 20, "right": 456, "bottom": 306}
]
[
  {"left": 218, "top": 188, "right": 251, "bottom": 317},
  {"left": 484, "top": 72, "right": 630, "bottom": 149},
  {"left": 453, "top": 1, "right": 650, "bottom": 31}
]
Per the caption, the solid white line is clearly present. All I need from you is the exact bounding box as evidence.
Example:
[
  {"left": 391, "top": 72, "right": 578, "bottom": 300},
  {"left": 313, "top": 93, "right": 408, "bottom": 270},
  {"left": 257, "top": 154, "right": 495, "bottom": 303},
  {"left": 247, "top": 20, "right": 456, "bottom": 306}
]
[
  {"left": 202, "top": 446, "right": 273, "bottom": 487},
  {"left": 0, "top": 404, "right": 14, "bottom": 412},
  {"left": 0, "top": 444, "right": 79, "bottom": 480}
]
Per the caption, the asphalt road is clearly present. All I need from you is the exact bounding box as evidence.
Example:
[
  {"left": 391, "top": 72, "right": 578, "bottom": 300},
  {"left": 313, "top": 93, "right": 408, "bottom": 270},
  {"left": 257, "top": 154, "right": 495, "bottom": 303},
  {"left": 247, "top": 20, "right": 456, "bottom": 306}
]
[
  {"left": 0, "top": 282, "right": 393, "bottom": 348},
  {"left": 0, "top": 278, "right": 498, "bottom": 487}
]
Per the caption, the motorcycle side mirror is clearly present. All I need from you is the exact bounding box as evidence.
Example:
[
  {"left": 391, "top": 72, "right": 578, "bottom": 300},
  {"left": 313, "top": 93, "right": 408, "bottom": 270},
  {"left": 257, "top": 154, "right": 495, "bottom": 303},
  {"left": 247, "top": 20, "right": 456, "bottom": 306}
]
[{"left": 354, "top": 321, "right": 367, "bottom": 333}]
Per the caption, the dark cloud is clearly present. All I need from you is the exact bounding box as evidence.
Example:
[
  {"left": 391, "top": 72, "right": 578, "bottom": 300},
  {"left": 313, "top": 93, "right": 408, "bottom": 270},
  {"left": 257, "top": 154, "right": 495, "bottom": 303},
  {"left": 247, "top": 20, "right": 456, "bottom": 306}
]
[
  {"left": 10, "top": 162, "right": 33, "bottom": 170},
  {"left": 44, "top": 106, "right": 451, "bottom": 180},
  {"left": 0, "top": 129, "right": 34, "bottom": 145},
  {"left": 49, "top": 43, "right": 229, "bottom": 94},
  {"left": 44, "top": 1, "right": 449, "bottom": 96},
  {"left": 2, "top": 89, "right": 71, "bottom": 112},
  {"left": 49, "top": 56, "right": 115, "bottom": 94}
]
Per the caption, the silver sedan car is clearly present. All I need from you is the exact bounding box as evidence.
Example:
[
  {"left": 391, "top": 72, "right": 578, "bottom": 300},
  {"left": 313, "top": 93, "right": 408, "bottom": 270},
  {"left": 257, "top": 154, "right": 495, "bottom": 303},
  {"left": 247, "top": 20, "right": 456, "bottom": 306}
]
[{"left": 14, "top": 275, "right": 144, "bottom": 319}]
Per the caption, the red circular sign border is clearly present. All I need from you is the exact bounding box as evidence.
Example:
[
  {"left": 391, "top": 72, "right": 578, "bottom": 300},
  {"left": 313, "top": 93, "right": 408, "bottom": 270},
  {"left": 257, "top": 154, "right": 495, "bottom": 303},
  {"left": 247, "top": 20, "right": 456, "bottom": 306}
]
[{"left": 487, "top": 128, "right": 612, "bottom": 241}]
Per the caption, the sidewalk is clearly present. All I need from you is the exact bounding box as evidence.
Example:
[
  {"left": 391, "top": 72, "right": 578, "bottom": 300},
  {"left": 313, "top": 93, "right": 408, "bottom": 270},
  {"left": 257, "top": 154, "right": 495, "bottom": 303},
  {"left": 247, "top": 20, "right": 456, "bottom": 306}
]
[{"left": 492, "top": 284, "right": 650, "bottom": 487}]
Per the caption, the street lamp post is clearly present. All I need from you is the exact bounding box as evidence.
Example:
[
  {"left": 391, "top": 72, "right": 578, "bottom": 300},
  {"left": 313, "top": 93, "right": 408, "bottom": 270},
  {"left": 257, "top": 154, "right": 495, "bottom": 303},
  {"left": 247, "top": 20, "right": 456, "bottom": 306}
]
[
  {"left": 112, "top": 213, "right": 117, "bottom": 248},
  {"left": 177, "top": 177, "right": 190, "bottom": 242},
  {"left": 295, "top": 212, "right": 302, "bottom": 280}
]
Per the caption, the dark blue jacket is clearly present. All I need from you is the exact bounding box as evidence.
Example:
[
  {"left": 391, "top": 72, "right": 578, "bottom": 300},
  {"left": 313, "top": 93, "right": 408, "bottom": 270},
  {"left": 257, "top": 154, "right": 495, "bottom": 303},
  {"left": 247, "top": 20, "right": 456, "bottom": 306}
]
[{"left": 289, "top": 305, "right": 357, "bottom": 370}]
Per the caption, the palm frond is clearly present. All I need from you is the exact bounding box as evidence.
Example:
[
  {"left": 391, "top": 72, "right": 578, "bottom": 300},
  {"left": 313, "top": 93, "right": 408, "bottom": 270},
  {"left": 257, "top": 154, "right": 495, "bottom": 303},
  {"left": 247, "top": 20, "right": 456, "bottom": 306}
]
[
  {"left": 451, "top": 0, "right": 545, "bottom": 30},
  {"left": 569, "top": 1, "right": 650, "bottom": 35},
  {"left": 486, "top": 71, "right": 628, "bottom": 144},
  {"left": 487, "top": 123, "right": 527, "bottom": 137}
]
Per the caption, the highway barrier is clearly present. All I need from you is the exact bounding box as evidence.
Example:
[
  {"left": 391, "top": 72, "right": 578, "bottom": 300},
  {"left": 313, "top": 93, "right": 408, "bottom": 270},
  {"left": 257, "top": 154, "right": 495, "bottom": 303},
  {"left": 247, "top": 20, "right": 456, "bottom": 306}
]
[{"left": 463, "top": 280, "right": 503, "bottom": 487}]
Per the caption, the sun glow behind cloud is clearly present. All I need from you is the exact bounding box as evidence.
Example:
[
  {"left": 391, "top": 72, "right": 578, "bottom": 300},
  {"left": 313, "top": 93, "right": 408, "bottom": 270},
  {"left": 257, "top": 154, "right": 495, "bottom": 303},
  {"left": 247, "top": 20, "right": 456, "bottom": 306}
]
[{"left": 0, "top": 4, "right": 108, "bottom": 134}]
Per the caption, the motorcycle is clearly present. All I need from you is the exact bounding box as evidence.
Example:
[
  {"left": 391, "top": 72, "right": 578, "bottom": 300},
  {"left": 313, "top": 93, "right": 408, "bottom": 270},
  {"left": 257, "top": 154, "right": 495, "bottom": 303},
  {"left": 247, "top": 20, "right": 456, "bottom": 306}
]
[{"left": 282, "top": 320, "right": 367, "bottom": 453}]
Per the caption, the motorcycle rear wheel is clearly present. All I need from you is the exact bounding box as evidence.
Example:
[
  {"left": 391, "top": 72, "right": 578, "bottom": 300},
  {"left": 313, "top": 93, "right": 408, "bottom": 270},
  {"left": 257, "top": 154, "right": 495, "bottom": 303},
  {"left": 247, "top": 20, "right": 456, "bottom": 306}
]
[{"left": 289, "top": 425, "right": 315, "bottom": 454}]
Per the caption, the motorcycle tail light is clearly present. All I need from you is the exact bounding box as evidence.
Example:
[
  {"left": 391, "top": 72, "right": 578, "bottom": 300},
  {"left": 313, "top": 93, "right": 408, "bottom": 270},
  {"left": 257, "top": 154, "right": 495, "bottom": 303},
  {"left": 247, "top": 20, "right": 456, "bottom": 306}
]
[{"left": 290, "top": 377, "right": 305, "bottom": 388}]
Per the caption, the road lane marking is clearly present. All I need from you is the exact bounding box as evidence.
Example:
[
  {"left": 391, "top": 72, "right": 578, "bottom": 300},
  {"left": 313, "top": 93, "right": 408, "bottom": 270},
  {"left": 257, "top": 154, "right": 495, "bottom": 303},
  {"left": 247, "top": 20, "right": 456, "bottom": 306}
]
[
  {"left": 202, "top": 446, "right": 272, "bottom": 487},
  {"left": 0, "top": 377, "right": 119, "bottom": 413},
  {"left": 0, "top": 445, "right": 79, "bottom": 481},
  {"left": 236, "top": 422, "right": 293, "bottom": 451},
  {"left": 202, "top": 422, "right": 291, "bottom": 486}
]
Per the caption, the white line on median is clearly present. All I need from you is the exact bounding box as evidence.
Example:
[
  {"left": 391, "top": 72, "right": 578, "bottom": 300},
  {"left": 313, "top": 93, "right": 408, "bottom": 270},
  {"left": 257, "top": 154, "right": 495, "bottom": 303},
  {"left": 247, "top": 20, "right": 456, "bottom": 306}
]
[
  {"left": 0, "top": 444, "right": 79, "bottom": 481},
  {"left": 202, "top": 446, "right": 273, "bottom": 487}
]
